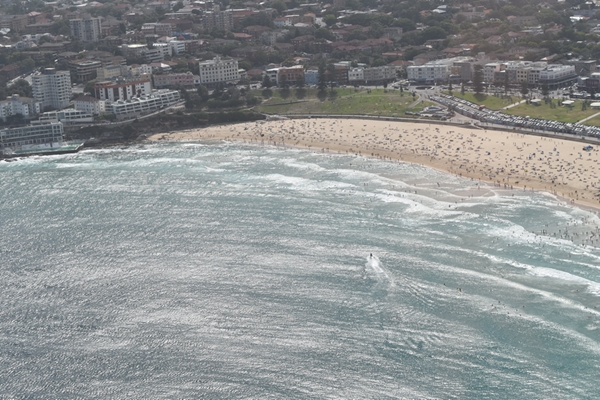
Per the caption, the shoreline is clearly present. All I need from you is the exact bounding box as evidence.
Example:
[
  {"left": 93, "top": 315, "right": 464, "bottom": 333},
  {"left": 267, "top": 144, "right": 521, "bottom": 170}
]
[{"left": 146, "top": 118, "right": 600, "bottom": 213}]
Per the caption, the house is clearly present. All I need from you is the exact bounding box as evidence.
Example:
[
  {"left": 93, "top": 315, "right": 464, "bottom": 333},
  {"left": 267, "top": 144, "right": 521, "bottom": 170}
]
[{"left": 290, "top": 35, "right": 315, "bottom": 50}]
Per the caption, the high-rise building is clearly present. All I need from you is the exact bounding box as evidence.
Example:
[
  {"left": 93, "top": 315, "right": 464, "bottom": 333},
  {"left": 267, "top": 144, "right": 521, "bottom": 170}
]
[
  {"left": 202, "top": 6, "right": 233, "bottom": 32},
  {"left": 70, "top": 15, "right": 102, "bottom": 42},
  {"left": 32, "top": 68, "right": 72, "bottom": 111}
]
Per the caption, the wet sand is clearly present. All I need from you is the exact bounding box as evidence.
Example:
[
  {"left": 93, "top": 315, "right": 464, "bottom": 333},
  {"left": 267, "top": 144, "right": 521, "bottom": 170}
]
[{"left": 147, "top": 118, "right": 600, "bottom": 211}]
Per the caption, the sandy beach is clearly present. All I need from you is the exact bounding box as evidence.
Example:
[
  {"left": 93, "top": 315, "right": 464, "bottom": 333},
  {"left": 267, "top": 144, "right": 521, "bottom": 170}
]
[{"left": 147, "top": 118, "right": 600, "bottom": 211}]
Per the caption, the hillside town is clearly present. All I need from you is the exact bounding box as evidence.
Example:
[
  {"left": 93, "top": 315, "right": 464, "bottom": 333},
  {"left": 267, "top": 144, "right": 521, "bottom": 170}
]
[{"left": 2, "top": 0, "right": 600, "bottom": 153}]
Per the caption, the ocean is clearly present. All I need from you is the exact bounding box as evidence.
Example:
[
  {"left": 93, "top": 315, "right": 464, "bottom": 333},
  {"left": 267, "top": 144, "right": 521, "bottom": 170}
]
[{"left": 1, "top": 141, "right": 600, "bottom": 399}]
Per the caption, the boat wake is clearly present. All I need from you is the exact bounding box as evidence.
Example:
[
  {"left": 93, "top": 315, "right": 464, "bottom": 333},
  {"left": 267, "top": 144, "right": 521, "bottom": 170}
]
[{"left": 366, "top": 254, "right": 395, "bottom": 287}]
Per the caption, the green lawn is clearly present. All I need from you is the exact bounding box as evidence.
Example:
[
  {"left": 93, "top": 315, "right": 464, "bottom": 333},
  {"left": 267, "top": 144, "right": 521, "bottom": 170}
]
[
  {"left": 503, "top": 99, "right": 599, "bottom": 123},
  {"left": 580, "top": 114, "right": 600, "bottom": 126},
  {"left": 448, "top": 91, "right": 519, "bottom": 110},
  {"left": 254, "top": 88, "right": 428, "bottom": 117}
]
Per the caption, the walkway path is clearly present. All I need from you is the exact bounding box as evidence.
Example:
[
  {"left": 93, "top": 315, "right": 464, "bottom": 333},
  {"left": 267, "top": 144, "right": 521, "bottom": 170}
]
[
  {"left": 501, "top": 99, "right": 527, "bottom": 110},
  {"left": 407, "top": 94, "right": 422, "bottom": 109},
  {"left": 577, "top": 110, "right": 600, "bottom": 124}
]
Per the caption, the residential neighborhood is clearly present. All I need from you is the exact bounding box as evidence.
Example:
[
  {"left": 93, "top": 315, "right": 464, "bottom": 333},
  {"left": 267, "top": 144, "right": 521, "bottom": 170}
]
[{"left": 3, "top": 0, "right": 600, "bottom": 151}]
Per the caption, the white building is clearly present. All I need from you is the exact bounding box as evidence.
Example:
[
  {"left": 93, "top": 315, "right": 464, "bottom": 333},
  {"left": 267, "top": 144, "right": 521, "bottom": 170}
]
[
  {"left": 504, "top": 61, "right": 576, "bottom": 88},
  {"left": 198, "top": 56, "right": 240, "bottom": 86},
  {"left": 0, "top": 121, "right": 63, "bottom": 152},
  {"left": 74, "top": 95, "right": 105, "bottom": 115},
  {"left": 539, "top": 64, "right": 577, "bottom": 88},
  {"left": 94, "top": 77, "right": 153, "bottom": 102},
  {"left": 348, "top": 67, "right": 364, "bottom": 83},
  {"left": 32, "top": 68, "right": 72, "bottom": 111},
  {"left": 38, "top": 109, "right": 94, "bottom": 124},
  {"left": 264, "top": 68, "right": 280, "bottom": 85},
  {"left": 120, "top": 43, "right": 170, "bottom": 63},
  {"left": 134, "top": 64, "right": 153, "bottom": 75},
  {"left": 70, "top": 15, "right": 102, "bottom": 42},
  {"left": 363, "top": 66, "right": 396, "bottom": 84},
  {"left": 407, "top": 59, "right": 455, "bottom": 84},
  {"left": 111, "top": 89, "right": 181, "bottom": 119},
  {"left": 407, "top": 57, "right": 475, "bottom": 84},
  {"left": 0, "top": 94, "right": 41, "bottom": 121},
  {"left": 167, "top": 40, "right": 186, "bottom": 56},
  {"left": 527, "top": 63, "right": 548, "bottom": 85}
]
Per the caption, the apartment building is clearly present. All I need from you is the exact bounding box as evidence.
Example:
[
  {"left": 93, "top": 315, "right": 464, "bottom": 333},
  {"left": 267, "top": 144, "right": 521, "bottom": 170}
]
[
  {"left": 153, "top": 72, "right": 196, "bottom": 88},
  {"left": 68, "top": 59, "right": 102, "bottom": 82},
  {"left": 407, "top": 59, "right": 455, "bottom": 83},
  {"left": 94, "top": 77, "right": 153, "bottom": 102},
  {"left": 363, "top": 66, "right": 396, "bottom": 84},
  {"left": 32, "top": 68, "right": 72, "bottom": 110},
  {"left": 111, "top": 89, "right": 181, "bottom": 119},
  {"left": 70, "top": 15, "right": 102, "bottom": 42},
  {"left": 0, "top": 94, "right": 41, "bottom": 121},
  {"left": 198, "top": 56, "right": 239, "bottom": 86},
  {"left": 202, "top": 6, "right": 234, "bottom": 32},
  {"left": 277, "top": 65, "right": 305, "bottom": 86},
  {"left": 348, "top": 67, "right": 364, "bottom": 84},
  {"left": 39, "top": 109, "right": 94, "bottom": 124},
  {"left": 74, "top": 95, "right": 105, "bottom": 115}
]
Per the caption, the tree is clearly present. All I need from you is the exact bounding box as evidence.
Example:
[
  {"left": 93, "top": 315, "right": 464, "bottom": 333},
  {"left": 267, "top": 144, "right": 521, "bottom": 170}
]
[
  {"left": 323, "top": 14, "right": 337, "bottom": 27},
  {"left": 262, "top": 74, "right": 273, "bottom": 89},
  {"left": 318, "top": 63, "right": 328, "bottom": 91},
  {"left": 84, "top": 81, "right": 96, "bottom": 96},
  {"left": 271, "top": 0, "right": 287, "bottom": 14},
  {"left": 541, "top": 83, "right": 549, "bottom": 99},
  {"left": 520, "top": 82, "right": 529, "bottom": 99},
  {"left": 279, "top": 74, "right": 288, "bottom": 89},
  {"left": 315, "top": 27, "right": 335, "bottom": 41},
  {"left": 197, "top": 85, "right": 209, "bottom": 102},
  {"left": 420, "top": 26, "right": 447, "bottom": 42},
  {"left": 473, "top": 65, "right": 484, "bottom": 95},
  {"left": 7, "top": 80, "right": 33, "bottom": 97},
  {"left": 173, "top": 1, "right": 184, "bottom": 11},
  {"left": 327, "top": 63, "right": 336, "bottom": 90}
]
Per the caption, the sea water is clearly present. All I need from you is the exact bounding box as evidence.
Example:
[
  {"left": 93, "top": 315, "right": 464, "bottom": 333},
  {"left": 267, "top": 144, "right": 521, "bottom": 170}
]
[{"left": 1, "top": 141, "right": 600, "bottom": 399}]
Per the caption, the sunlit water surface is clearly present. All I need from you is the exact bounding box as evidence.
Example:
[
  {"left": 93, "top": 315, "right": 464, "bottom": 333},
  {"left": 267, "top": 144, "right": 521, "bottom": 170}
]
[{"left": 1, "top": 141, "right": 600, "bottom": 399}]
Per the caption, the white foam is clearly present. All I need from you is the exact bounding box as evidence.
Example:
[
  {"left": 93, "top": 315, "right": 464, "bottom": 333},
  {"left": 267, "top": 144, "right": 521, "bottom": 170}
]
[
  {"left": 279, "top": 158, "right": 327, "bottom": 172},
  {"left": 530, "top": 267, "right": 600, "bottom": 295},
  {"left": 366, "top": 255, "right": 395, "bottom": 286}
]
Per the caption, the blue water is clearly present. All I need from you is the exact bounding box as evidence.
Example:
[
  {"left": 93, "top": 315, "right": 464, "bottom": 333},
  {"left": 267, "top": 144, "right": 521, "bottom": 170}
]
[{"left": 1, "top": 141, "right": 600, "bottom": 399}]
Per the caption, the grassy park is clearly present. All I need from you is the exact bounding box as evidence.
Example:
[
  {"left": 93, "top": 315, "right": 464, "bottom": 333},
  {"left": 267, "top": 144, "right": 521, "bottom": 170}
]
[
  {"left": 579, "top": 114, "right": 600, "bottom": 126},
  {"left": 447, "top": 91, "right": 520, "bottom": 110},
  {"left": 253, "top": 88, "right": 433, "bottom": 117},
  {"left": 503, "top": 99, "right": 599, "bottom": 123}
]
